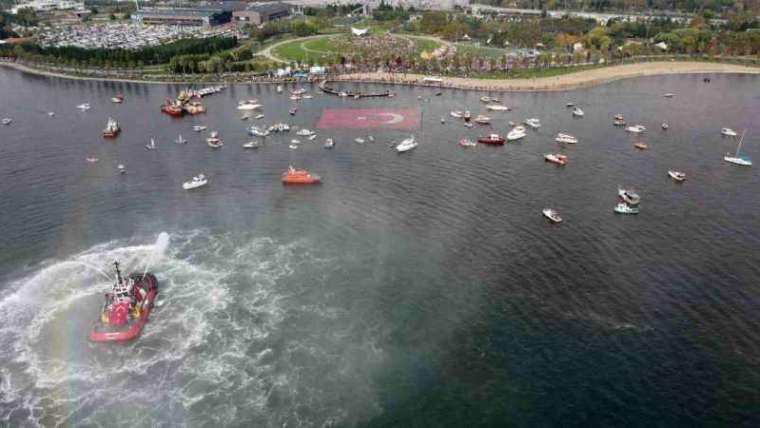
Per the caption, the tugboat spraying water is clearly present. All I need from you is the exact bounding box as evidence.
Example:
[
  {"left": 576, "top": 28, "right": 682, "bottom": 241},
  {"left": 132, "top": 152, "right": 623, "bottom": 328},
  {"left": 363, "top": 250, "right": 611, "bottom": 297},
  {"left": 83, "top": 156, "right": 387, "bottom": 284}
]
[{"left": 89, "top": 261, "right": 158, "bottom": 342}]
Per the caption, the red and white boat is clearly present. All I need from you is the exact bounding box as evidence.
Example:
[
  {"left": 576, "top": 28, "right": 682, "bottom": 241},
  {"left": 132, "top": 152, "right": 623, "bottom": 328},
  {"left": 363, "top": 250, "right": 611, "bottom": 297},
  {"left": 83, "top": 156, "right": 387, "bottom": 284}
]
[
  {"left": 161, "top": 99, "right": 184, "bottom": 117},
  {"left": 90, "top": 262, "right": 158, "bottom": 342},
  {"left": 478, "top": 134, "right": 505, "bottom": 145},
  {"left": 545, "top": 153, "right": 568, "bottom": 166}
]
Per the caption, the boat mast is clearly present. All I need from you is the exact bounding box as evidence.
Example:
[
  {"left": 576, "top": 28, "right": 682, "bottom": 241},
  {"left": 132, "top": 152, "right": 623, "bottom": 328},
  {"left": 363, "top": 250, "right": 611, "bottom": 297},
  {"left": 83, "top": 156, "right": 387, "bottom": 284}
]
[
  {"left": 114, "top": 261, "right": 123, "bottom": 285},
  {"left": 736, "top": 129, "right": 746, "bottom": 156}
]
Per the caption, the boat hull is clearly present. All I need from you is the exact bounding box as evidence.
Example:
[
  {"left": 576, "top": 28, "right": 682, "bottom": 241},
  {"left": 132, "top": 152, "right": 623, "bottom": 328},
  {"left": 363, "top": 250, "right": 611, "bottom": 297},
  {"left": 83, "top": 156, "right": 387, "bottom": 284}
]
[{"left": 89, "top": 273, "right": 158, "bottom": 343}]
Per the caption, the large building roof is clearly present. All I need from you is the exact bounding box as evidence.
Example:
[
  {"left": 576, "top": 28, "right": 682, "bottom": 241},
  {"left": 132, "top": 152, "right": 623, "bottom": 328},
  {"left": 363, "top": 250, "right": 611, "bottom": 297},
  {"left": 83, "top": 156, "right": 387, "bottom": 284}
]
[{"left": 134, "top": 7, "right": 224, "bottom": 18}]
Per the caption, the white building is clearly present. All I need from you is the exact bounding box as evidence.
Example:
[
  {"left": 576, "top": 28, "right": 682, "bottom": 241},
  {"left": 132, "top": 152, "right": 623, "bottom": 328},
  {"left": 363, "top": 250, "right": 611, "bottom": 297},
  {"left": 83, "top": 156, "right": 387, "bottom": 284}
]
[{"left": 10, "top": 0, "right": 84, "bottom": 14}]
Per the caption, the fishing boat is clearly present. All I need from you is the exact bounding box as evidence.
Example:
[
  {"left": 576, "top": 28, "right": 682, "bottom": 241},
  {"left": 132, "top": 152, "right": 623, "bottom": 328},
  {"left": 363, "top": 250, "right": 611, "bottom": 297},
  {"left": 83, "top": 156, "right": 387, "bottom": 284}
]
[
  {"left": 618, "top": 188, "right": 641, "bottom": 206},
  {"left": 76, "top": 103, "right": 91, "bottom": 111},
  {"left": 614, "top": 203, "right": 640, "bottom": 214},
  {"left": 555, "top": 133, "right": 578, "bottom": 144},
  {"left": 243, "top": 140, "right": 260, "bottom": 149},
  {"left": 207, "top": 131, "right": 223, "bottom": 148},
  {"left": 396, "top": 136, "right": 418, "bottom": 153},
  {"left": 249, "top": 126, "right": 270, "bottom": 137},
  {"left": 450, "top": 111, "right": 464, "bottom": 118},
  {"left": 634, "top": 142, "right": 649, "bottom": 150},
  {"left": 193, "top": 125, "right": 207, "bottom": 132},
  {"left": 237, "top": 100, "right": 261, "bottom": 111},
  {"left": 668, "top": 170, "right": 686, "bottom": 182},
  {"left": 507, "top": 126, "right": 527, "bottom": 141},
  {"left": 1, "top": 117, "right": 12, "bottom": 126},
  {"left": 111, "top": 93, "right": 124, "bottom": 103},
  {"left": 625, "top": 124, "right": 646, "bottom": 134},
  {"left": 542, "top": 208, "right": 562, "bottom": 223},
  {"left": 724, "top": 130, "right": 752, "bottom": 166},
  {"left": 282, "top": 166, "right": 320, "bottom": 185},
  {"left": 324, "top": 138, "right": 335, "bottom": 149},
  {"left": 478, "top": 134, "right": 505, "bottom": 145},
  {"left": 182, "top": 174, "right": 208, "bottom": 190},
  {"left": 102, "top": 118, "right": 120, "bottom": 138},
  {"left": 175, "top": 135, "right": 186, "bottom": 144},
  {"left": 459, "top": 138, "right": 476, "bottom": 147},
  {"left": 160, "top": 99, "right": 184, "bottom": 117},
  {"left": 474, "top": 115, "right": 491, "bottom": 124},
  {"left": 721, "top": 128, "right": 737, "bottom": 137},
  {"left": 572, "top": 107, "right": 584, "bottom": 117},
  {"left": 145, "top": 138, "right": 157, "bottom": 150},
  {"left": 545, "top": 153, "right": 568, "bottom": 166},
  {"left": 524, "top": 118, "right": 541, "bottom": 129},
  {"left": 486, "top": 104, "right": 509, "bottom": 111},
  {"left": 89, "top": 262, "right": 158, "bottom": 342}
]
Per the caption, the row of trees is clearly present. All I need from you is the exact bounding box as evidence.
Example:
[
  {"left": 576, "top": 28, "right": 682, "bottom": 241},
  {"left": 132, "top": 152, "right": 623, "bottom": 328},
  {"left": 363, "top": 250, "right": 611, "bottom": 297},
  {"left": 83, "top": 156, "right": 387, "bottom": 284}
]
[
  {"left": 473, "top": 0, "right": 758, "bottom": 14},
  {"left": 249, "top": 19, "right": 320, "bottom": 43}
]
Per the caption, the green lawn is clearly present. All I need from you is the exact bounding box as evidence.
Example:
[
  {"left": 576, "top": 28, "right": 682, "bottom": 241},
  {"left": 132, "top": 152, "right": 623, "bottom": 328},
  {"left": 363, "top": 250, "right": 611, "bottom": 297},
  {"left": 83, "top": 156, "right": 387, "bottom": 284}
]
[
  {"left": 402, "top": 35, "right": 442, "bottom": 53},
  {"left": 271, "top": 36, "right": 339, "bottom": 63},
  {"left": 455, "top": 42, "right": 513, "bottom": 59}
]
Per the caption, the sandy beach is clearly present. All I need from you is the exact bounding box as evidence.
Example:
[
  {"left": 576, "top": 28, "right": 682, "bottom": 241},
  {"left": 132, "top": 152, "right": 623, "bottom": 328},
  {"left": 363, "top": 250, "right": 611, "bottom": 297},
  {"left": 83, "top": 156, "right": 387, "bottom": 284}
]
[
  {"left": 2, "top": 60, "right": 758, "bottom": 91},
  {"left": 331, "top": 62, "right": 760, "bottom": 92}
]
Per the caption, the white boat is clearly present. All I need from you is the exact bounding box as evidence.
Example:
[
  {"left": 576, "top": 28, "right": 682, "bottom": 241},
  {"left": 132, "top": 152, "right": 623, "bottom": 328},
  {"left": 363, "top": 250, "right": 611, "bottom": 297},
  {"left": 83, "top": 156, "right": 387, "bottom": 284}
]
[
  {"left": 302, "top": 94, "right": 314, "bottom": 99},
  {"left": 249, "top": 126, "right": 270, "bottom": 137},
  {"left": 207, "top": 131, "right": 223, "bottom": 148},
  {"left": 76, "top": 103, "right": 91, "bottom": 111},
  {"left": 145, "top": 138, "right": 157, "bottom": 150},
  {"left": 309, "top": 134, "right": 317, "bottom": 140},
  {"left": 566, "top": 102, "right": 575, "bottom": 107},
  {"left": 507, "top": 127, "right": 527, "bottom": 141},
  {"left": 255, "top": 114, "right": 264, "bottom": 120},
  {"left": 85, "top": 157, "right": 99, "bottom": 163},
  {"left": 625, "top": 124, "right": 646, "bottom": 134},
  {"left": 480, "top": 96, "right": 499, "bottom": 103},
  {"left": 175, "top": 135, "right": 186, "bottom": 144},
  {"left": 237, "top": 100, "right": 261, "bottom": 111},
  {"left": 276, "top": 85, "right": 283, "bottom": 93},
  {"left": 368, "top": 136, "right": 375, "bottom": 142},
  {"left": 324, "top": 138, "right": 335, "bottom": 149},
  {"left": 182, "top": 174, "right": 208, "bottom": 190},
  {"left": 474, "top": 115, "right": 491, "bottom": 124},
  {"left": 441, "top": 116, "right": 445, "bottom": 124},
  {"left": 111, "top": 97, "right": 123, "bottom": 104},
  {"left": 464, "top": 122, "right": 474, "bottom": 128},
  {"left": 545, "top": 153, "right": 568, "bottom": 166},
  {"left": 289, "top": 144, "right": 299, "bottom": 150},
  {"left": 724, "top": 130, "right": 752, "bottom": 166},
  {"left": 614, "top": 203, "right": 639, "bottom": 214},
  {"left": 290, "top": 139, "right": 301, "bottom": 145},
  {"left": 450, "top": 110, "right": 464, "bottom": 118},
  {"left": 296, "top": 129, "right": 315, "bottom": 136},
  {"left": 117, "top": 164, "right": 126, "bottom": 174},
  {"left": 243, "top": 140, "right": 260, "bottom": 149},
  {"left": 355, "top": 138, "right": 365, "bottom": 144},
  {"left": 396, "top": 136, "right": 418, "bottom": 153},
  {"left": 1, "top": 118, "right": 12, "bottom": 125},
  {"left": 668, "top": 170, "right": 686, "bottom": 182},
  {"left": 193, "top": 125, "right": 207, "bottom": 132},
  {"left": 555, "top": 133, "right": 578, "bottom": 144},
  {"left": 339, "top": 91, "right": 348, "bottom": 97},
  {"left": 268, "top": 123, "right": 290, "bottom": 133},
  {"left": 618, "top": 187, "right": 641, "bottom": 205},
  {"left": 47, "top": 112, "right": 55, "bottom": 117},
  {"left": 542, "top": 208, "right": 562, "bottom": 223},
  {"left": 721, "top": 128, "right": 737, "bottom": 137},
  {"left": 661, "top": 122, "right": 669, "bottom": 130},
  {"left": 459, "top": 138, "right": 476, "bottom": 147},
  {"left": 291, "top": 88, "right": 307, "bottom": 95},
  {"left": 572, "top": 107, "right": 584, "bottom": 117},
  {"left": 289, "top": 95, "right": 302, "bottom": 101},
  {"left": 524, "top": 118, "right": 541, "bottom": 129},
  {"left": 486, "top": 104, "right": 509, "bottom": 111},
  {"left": 663, "top": 93, "right": 675, "bottom": 98}
]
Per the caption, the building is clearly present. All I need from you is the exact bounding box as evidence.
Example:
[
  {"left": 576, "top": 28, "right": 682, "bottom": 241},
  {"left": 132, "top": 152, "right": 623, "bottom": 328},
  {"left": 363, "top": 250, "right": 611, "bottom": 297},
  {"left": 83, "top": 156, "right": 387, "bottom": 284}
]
[
  {"left": 10, "top": 0, "right": 84, "bottom": 14},
  {"left": 131, "top": 8, "right": 231, "bottom": 27},
  {"left": 233, "top": 3, "right": 291, "bottom": 26}
]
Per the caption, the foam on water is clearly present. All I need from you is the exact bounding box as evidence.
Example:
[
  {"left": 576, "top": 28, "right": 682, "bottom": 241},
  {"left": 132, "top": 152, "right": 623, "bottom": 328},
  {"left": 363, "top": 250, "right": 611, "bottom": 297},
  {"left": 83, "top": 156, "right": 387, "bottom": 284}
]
[{"left": 0, "top": 230, "right": 385, "bottom": 427}]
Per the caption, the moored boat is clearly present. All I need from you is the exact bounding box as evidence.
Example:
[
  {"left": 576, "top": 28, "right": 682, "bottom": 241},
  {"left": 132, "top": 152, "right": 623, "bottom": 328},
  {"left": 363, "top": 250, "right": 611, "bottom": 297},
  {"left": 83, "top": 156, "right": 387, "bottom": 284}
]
[
  {"left": 237, "top": 100, "right": 261, "bottom": 111},
  {"left": 161, "top": 99, "right": 184, "bottom": 117},
  {"left": 324, "top": 138, "right": 335, "bottom": 149},
  {"left": 396, "top": 136, "right": 418, "bottom": 153},
  {"left": 450, "top": 110, "right": 464, "bottom": 118},
  {"left": 282, "top": 166, "right": 320, "bottom": 185},
  {"left": 618, "top": 187, "right": 641, "bottom": 205},
  {"left": 459, "top": 138, "right": 476, "bottom": 147},
  {"left": 185, "top": 101, "right": 206, "bottom": 115},
  {"left": 207, "top": 131, "right": 223, "bottom": 148},
  {"left": 572, "top": 107, "right": 584, "bottom": 117},
  {"left": 478, "top": 134, "right": 505, "bottom": 145},
  {"left": 524, "top": 118, "right": 541, "bottom": 129},
  {"left": 486, "top": 104, "right": 509, "bottom": 111},
  {"left": 182, "top": 174, "right": 208, "bottom": 190},
  {"left": 661, "top": 122, "right": 669, "bottom": 130},
  {"left": 243, "top": 140, "right": 260, "bottom": 149},
  {"left": 145, "top": 138, "right": 157, "bottom": 150},
  {"left": 474, "top": 115, "right": 491, "bottom": 124},
  {"left": 545, "top": 153, "right": 568, "bottom": 166},
  {"left": 625, "top": 124, "right": 646, "bottom": 133},
  {"left": 193, "top": 125, "right": 207, "bottom": 132},
  {"left": 2, "top": 117, "right": 13, "bottom": 126},
  {"left": 111, "top": 93, "right": 124, "bottom": 103},
  {"left": 507, "top": 126, "right": 527, "bottom": 141},
  {"left": 175, "top": 134, "right": 186, "bottom": 144},
  {"left": 555, "top": 133, "right": 578, "bottom": 144}
]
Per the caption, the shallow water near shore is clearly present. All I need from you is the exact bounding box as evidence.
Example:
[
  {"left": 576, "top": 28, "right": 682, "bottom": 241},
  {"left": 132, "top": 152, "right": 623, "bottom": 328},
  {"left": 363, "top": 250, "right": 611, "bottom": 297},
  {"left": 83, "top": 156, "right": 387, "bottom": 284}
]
[{"left": 1, "top": 67, "right": 760, "bottom": 427}]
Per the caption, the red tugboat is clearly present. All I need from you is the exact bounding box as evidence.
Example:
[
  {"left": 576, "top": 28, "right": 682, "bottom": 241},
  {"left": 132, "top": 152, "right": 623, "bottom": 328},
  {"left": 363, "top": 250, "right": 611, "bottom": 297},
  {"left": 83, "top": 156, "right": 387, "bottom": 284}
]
[
  {"left": 282, "top": 165, "right": 320, "bottom": 185},
  {"left": 161, "top": 98, "right": 185, "bottom": 117},
  {"left": 478, "top": 134, "right": 505, "bottom": 145},
  {"left": 89, "top": 262, "right": 158, "bottom": 342}
]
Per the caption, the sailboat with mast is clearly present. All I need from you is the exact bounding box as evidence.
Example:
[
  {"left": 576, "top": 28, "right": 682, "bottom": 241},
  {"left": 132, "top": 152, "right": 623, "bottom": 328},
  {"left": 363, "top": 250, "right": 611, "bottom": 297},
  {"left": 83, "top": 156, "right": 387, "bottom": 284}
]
[{"left": 724, "top": 130, "right": 752, "bottom": 166}]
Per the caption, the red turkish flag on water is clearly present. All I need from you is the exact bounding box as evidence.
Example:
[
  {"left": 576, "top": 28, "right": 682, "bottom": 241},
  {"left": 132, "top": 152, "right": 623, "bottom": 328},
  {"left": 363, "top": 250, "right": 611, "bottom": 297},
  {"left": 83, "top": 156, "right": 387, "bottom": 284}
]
[{"left": 317, "top": 108, "right": 420, "bottom": 130}]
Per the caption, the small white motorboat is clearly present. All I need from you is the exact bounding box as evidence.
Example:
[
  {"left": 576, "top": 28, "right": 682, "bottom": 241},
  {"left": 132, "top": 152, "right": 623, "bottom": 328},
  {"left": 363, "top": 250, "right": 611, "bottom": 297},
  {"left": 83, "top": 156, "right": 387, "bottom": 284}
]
[
  {"left": 289, "top": 144, "right": 299, "bottom": 150},
  {"left": 450, "top": 111, "right": 464, "bottom": 118},
  {"left": 355, "top": 138, "right": 365, "bottom": 144},
  {"left": 668, "top": 170, "right": 686, "bottom": 182},
  {"left": 524, "top": 118, "right": 541, "bottom": 129},
  {"left": 555, "top": 133, "right": 578, "bottom": 144},
  {"left": 566, "top": 102, "right": 575, "bottom": 107},
  {"left": 145, "top": 138, "right": 157, "bottom": 150},
  {"left": 618, "top": 187, "right": 641, "bottom": 205},
  {"left": 1, "top": 118, "right": 12, "bottom": 125},
  {"left": 459, "top": 138, "right": 476, "bottom": 147},
  {"left": 183, "top": 174, "right": 208, "bottom": 190},
  {"left": 47, "top": 112, "right": 55, "bottom": 117},
  {"left": 572, "top": 107, "right": 584, "bottom": 117},
  {"left": 542, "top": 208, "right": 563, "bottom": 223},
  {"left": 276, "top": 85, "right": 283, "bottom": 93},
  {"left": 296, "top": 129, "right": 315, "bottom": 136},
  {"left": 474, "top": 115, "right": 491, "bottom": 124},
  {"left": 507, "top": 126, "right": 527, "bottom": 141},
  {"left": 396, "top": 136, "right": 418, "bottom": 153},
  {"left": 486, "top": 104, "right": 509, "bottom": 111},
  {"left": 117, "top": 164, "right": 126, "bottom": 174},
  {"left": 175, "top": 135, "right": 187, "bottom": 144},
  {"left": 324, "top": 138, "right": 335, "bottom": 149},
  {"left": 302, "top": 94, "right": 314, "bottom": 99},
  {"left": 614, "top": 203, "right": 640, "bottom": 214},
  {"left": 207, "top": 131, "right": 223, "bottom": 148},
  {"left": 545, "top": 153, "right": 568, "bottom": 166},
  {"left": 309, "top": 134, "right": 317, "bottom": 140},
  {"left": 721, "top": 128, "right": 737, "bottom": 137},
  {"left": 76, "top": 103, "right": 91, "bottom": 111},
  {"left": 661, "top": 122, "right": 669, "bottom": 130},
  {"left": 625, "top": 124, "right": 646, "bottom": 134},
  {"left": 368, "top": 136, "right": 375, "bottom": 142},
  {"left": 480, "top": 96, "right": 500, "bottom": 103},
  {"left": 243, "top": 140, "right": 260, "bottom": 149},
  {"left": 85, "top": 157, "right": 99, "bottom": 163},
  {"left": 663, "top": 93, "right": 675, "bottom": 98},
  {"left": 237, "top": 100, "right": 261, "bottom": 111},
  {"left": 291, "top": 88, "right": 306, "bottom": 95},
  {"left": 441, "top": 116, "right": 446, "bottom": 124},
  {"left": 193, "top": 125, "right": 207, "bottom": 132},
  {"left": 249, "top": 126, "right": 270, "bottom": 137},
  {"left": 464, "top": 122, "right": 474, "bottom": 128},
  {"left": 255, "top": 114, "right": 264, "bottom": 120},
  {"left": 289, "top": 95, "right": 302, "bottom": 101},
  {"left": 268, "top": 123, "right": 290, "bottom": 133}
]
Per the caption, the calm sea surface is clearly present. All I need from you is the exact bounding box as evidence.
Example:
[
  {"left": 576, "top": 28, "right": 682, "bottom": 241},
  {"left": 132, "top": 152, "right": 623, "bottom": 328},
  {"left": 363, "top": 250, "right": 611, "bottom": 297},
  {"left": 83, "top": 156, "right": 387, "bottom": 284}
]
[{"left": 1, "top": 67, "right": 759, "bottom": 427}]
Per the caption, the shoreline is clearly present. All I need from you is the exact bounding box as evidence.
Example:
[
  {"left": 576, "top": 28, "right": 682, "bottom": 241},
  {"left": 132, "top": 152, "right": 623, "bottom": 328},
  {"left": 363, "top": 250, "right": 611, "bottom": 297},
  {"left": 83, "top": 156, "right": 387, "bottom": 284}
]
[{"left": 2, "top": 60, "right": 759, "bottom": 91}]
